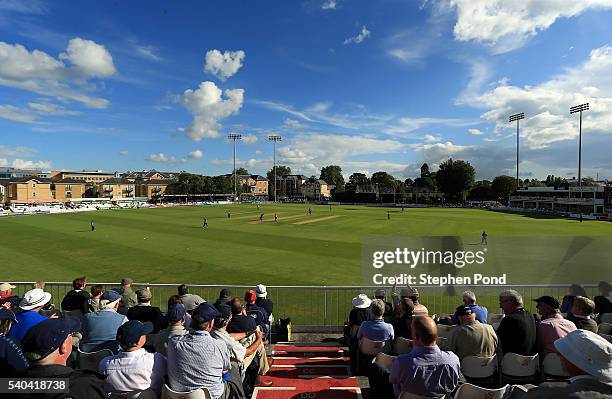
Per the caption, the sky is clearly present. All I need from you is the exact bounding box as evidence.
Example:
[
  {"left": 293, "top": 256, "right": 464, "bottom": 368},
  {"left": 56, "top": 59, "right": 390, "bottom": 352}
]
[{"left": 1, "top": 0, "right": 612, "bottom": 181}]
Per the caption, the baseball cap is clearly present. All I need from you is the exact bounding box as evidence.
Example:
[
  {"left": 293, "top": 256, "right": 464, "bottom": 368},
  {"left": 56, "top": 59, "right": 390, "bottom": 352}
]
[
  {"left": 255, "top": 284, "right": 267, "bottom": 298},
  {"left": 554, "top": 329, "right": 612, "bottom": 383},
  {"left": 167, "top": 304, "right": 187, "bottom": 323},
  {"left": 0, "top": 308, "right": 17, "bottom": 322},
  {"left": 136, "top": 288, "right": 152, "bottom": 302},
  {"left": 534, "top": 296, "right": 560, "bottom": 309},
  {"left": 0, "top": 283, "right": 16, "bottom": 291},
  {"left": 456, "top": 305, "right": 473, "bottom": 316},
  {"left": 116, "top": 320, "right": 153, "bottom": 348},
  {"left": 194, "top": 303, "right": 220, "bottom": 322},
  {"left": 219, "top": 288, "right": 231, "bottom": 298},
  {"left": 100, "top": 290, "right": 122, "bottom": 307},
  {"left": 21, "top": 318, "right": 81, "bottom": 361},
  {"left": 245, "top": 290, "right": 257, "bottom": 304},
  {"left": 19, "top": 288, "right": 52, "bottom": 311},
  {"left": 374, "top": 289, "right": 386, "bottom": 298}
]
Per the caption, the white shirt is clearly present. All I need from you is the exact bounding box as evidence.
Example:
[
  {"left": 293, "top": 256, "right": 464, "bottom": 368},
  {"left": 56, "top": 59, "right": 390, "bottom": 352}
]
[
  {"left": 211, "top": 328, "right": 247, "bottom": 363},
  {"left": 99, "top": 348, "right": 167, "bottom": 394}
]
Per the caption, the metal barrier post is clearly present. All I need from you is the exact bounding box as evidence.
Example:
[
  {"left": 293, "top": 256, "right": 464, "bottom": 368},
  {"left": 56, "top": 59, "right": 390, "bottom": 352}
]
[{"left": 323, "top": 286, "right": 328, "bottom": 326}]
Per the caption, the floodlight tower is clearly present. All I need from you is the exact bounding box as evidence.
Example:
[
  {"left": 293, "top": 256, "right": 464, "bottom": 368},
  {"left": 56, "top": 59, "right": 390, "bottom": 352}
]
[
  {"left": 268, "top": 135, "right": 282, "bottom": 202},
  {"left": 227, "top": 133, "right": 242, "bottom": 200},
  {"left": 509, "top": 112, "right": 525, "bottom": 190},
  {"left": 569, "top": 103, "right": 589, "bottom": 188}
]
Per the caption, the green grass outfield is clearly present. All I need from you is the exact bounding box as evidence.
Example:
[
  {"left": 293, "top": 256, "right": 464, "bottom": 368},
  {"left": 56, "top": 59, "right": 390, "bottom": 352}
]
[{"left": 1, "top": 204, "right": 611, "bottom": 285}]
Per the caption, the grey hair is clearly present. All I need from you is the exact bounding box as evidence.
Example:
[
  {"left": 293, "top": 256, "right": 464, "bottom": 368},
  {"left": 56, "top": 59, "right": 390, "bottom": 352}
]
[
  {"left": 499, "top": 289, "right": 523, "bottom": 306},
  {"left": 370, "top": 299, "right": 386, "bottom": 318},
  {"left": 462, "top": 290, "right": 476, "bottom": 303}
]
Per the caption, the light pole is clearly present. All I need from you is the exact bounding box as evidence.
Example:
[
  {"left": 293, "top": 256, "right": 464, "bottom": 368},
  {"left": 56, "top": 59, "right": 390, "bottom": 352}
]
[
  {"left": 268, "top": 135, "right": 282, "bottom": 202},
  {"left": 227, "top": 133, "right": 242, "bottom": 201},
  {"left": 570, "top": 103, "right": 589, "bottom": 188},
  {"left": 509, "top": 112, "right": 524, "bottom": 190}
]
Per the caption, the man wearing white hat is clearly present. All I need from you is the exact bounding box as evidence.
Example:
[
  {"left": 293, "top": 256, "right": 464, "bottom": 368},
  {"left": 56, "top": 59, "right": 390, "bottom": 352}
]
[
  {"left": 0, "top": 282, "right": 19, "bottom": 309},
  {"left": 255, "top": 284, "right": 273, "bottom": 322},
  {"left": 8, "top": 288, "right": 52, "bottom": 343},
  {"left": 525, "top": 329, "right": 612, "bottom": 398}
]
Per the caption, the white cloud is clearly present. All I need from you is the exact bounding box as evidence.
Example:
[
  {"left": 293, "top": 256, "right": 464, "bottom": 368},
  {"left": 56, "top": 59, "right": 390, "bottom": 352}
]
[
  {"left": 188, "top": 149, "right": 204, "bottom": 159},
  {"left": 148, "top": 153, "right": 168, "bottom": 162},
  {"left": 321, "top": 0, "right": 337, "bottom": 10},
  {"left": 0, "top": 0, "right": 46, "bottom": 14},
  {"left": 0, "top": 39, "right": 116, "bottom": 108},
  {"left": 0, "top": 105, "right": 37, "bottom": 122},
  {"left": 180, "top": 81, "right": 244, "bottom": 141},
  {"left": 59, "top": 38, "right": 116, "bottom": 77},
  {"left": 204, "top": 49, "right": 245, "bottom": 81},
  {"left": 8, "top": 158, "right": 52, "bottom": 169},
  {"left": 27, "top": 102, "right": 80, "bottom": 115},
  {"left": 283, "top": 118, "right": 307, "bottom": 129},
  {"left": 423, "top": 134, "right": 442, "bottom": 142},
  {"left": 450, "top": 0, "right": 612, "bottom": 53},
  {"left": 344, "top": 26, "right": 371, "bottom": 45},
  {"left": 119, "top": 150, "right": 129, "bottom": 156},
  {"left": 242, "top": 135, "right": 258, "bottom": 144},
  {"left": 0, "top": 145, "right": 37, "bottom": 157},
  {"left": 133, "top": 44, "right": 161, "bottom": 62},
  {"left": 472, "top": 45, "right": 612, "bottom": 148},
  {"left": 468, "top": 128, "right": 484, "bottom": 136}
]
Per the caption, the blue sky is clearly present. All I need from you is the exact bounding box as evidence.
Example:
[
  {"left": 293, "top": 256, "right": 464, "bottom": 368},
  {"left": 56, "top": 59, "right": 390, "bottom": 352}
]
[{"left": 1, "top": 0, "right": 612, "bottom": 180}]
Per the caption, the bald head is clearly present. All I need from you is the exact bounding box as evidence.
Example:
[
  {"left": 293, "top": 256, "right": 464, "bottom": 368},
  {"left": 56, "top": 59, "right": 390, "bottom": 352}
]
[{"left": 411, "top": 316, "right": 437, "bottom": 346}]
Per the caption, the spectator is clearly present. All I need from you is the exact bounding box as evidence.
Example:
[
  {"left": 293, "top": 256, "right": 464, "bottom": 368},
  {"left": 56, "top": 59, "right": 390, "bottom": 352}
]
[
  {"left": 535, "top": 295, "right": 576, "bottom": 355},
  {"left": 154, "top": 304, "right": 189, "bottom": 356},
  {"left": 357, "top": 299, "right": 394, "bottom": 342},
  {"left": 167, "top": 303, "right": 232, "bottom": 398},
  {"left": 211, "top": 305, "right": 272, "bottom": 386},
  {"left": 255, "top": 284, "right": 273, "bottom": 320},
  {"left": 0, "top": 308, "right": 28, "bottom": 376},
  {"left": 389, "top": 317, "right": 462, "bottom": 398},
  {"left": 394, "top": 287, "right": 428, "bottom": 317},
  {"left": 567, "top": 296, "right": 598, "bottom": 333},
  {"left": 392, "top": 298, "right": 415, "bottom": 339},
  {"left": 594, "top": 281, "right": 612, "bottom": 316},
  {"left": 449, "top": 291, "right": 488, "bottom": 324},
  {"left": 348, "top": 294, "right": 374, "bottom": 328},
  {"left": 213, "top": 289, "right": 232, "bottom": 311},
  {"left": 88, "top": 284, "right": 104, "bottom": 312},
  {"left": 449, "top": 305, "right": 498, "bottom": 360},
  {"left": 227, "top": 297, "right": 257, "bottom": 334},
  {"left": 496, "top": 289, "right": 537, "bottom": 355},
  {"left": 244, "top": 290, "right": 268, "bottom": 331},
  {"left": 8, "top": 288, "right": 52, "bottom": 343},
  {"left": 126, "top": 288, "right": 166, "bottom": 333},
  {"left": 18, "top": 318, "right": 106, "bottom": 399},
  {"left": 99, "top": 320, "right": 167, "bottom": 396},
  {"left": 80, "top": 290, "right": 128, "bottom": 353},
  {"left": 117, "top": 278, "right": 138, "bottom": 309},
  {"left": 374, "top": 289, "right": 393, "bottom": 318},
  {"left": 560, "top": 284, "right": 588, "bottom": 316},
  {"left": 524, "top": 330, "right": 612, "bottom": 398},
  {"left": 178, "top": 284, "right": 206, "bottom": 312},
  {"left": 61, "top": 276, "right": 90, "bottom": 314},
  {"left": 0, "top": 282, "right": 19, "bottom": 309}
]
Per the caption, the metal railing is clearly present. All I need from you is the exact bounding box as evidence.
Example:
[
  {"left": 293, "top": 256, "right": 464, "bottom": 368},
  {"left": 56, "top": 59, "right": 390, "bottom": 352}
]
[{"left": 8, "top": 282, "right": 599, "bottom": 328}]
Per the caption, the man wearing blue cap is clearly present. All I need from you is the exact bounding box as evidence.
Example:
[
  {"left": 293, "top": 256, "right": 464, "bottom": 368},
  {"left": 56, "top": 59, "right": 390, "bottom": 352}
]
[
  {"left": 0, "top": 308, "right": 28, "bottom": 376},
  {"left": 168, "top": 303, "right": 232, "bottom": 399},
  {"left": 80, "top": 290, "right": 128, "bottom": 353},
  {"left": 18, "top": 318, "right": 106, "bottom": 399},
  {"left": 99, "top": 320, "right": 167, "bottom": 396},
  {"left": 154, "top": 303, "right": 189, "bottom": 356}
]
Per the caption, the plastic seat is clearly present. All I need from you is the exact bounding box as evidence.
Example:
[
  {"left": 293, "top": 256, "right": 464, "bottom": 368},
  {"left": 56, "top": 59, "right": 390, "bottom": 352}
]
[
  {"left": 541, "top": 353, "right": 569, "bottom": 379},
  {"left": 453, "top": 383, "right": 509, "bottom": 399},
  {"left": 461, "top": 354, "right": 498, "bottom": 379},
  {"left": 372, "top": 352, "right": 396, "bottom": 373},
  {"left": 501, "top": 353, "right": 539, "bottom": 383},
  {"left": 359, "top": 337, "right": 386, "bottom": 356},
  {"left": 109, "top": 388, "right": 157, "bottom": 399},
  {"left": 393, "top": 337, "right": 413, "bottom": 355},
  {"left": 76, "top": 348, "right": 113, "bottom": 371},
  {"left": 161, "top": 384, "right": 212, "bottom": 399}
]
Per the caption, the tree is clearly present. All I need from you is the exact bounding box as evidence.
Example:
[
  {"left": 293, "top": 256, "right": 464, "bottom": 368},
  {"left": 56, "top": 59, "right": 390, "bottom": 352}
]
[
  {"left": 345, "top": 173, "right": 370, "bottom": 192},
  {"left": 235, "top": 167, "right": 249, "bottom": 176},
  {"left": 371, "top": 171, "right": 396, "bottom": 193},
  {"left": 266, "top": 165, "right": 291, "bottom": 181},
  {"left": 413, "top": 176, "right": 436, "bottom": 191},
  {"left": 435, "top": 159, "right": 475, "bottom": 202},
  {"left": 491, "top": 175, "right": 516, "bottom": 202},
  {"left": 468, "top": 181, "right": 494, "bottom": 201},
  {"left": 404, "top": 178, "right": 414, "bottom": 187},
  {"left": 320, "top": 165, "right": 345, "bottom": 192}
]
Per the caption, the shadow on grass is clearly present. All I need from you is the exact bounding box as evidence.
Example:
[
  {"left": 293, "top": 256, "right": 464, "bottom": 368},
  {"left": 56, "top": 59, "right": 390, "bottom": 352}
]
[{"left": 491, "top": 209, "right": 588, "bottom": 221}]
